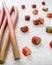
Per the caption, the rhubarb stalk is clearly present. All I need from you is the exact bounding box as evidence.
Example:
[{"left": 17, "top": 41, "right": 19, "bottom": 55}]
[{"left": 0, "top": 2, "right": 20, "bottom": 64}]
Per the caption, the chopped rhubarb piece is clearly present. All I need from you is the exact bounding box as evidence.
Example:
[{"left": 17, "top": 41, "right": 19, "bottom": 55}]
[
  {"left": 32, "top": 4, "right": 36, "bottom": 8},
  {"left": 33, "top": 19, "right": 40, "bottom": 25},
  {"left": 49, "top": 41, "right": 52, "bottom": 48},
  {"left": 47, "top": 13, "right": 52, "bottom": 18},
  {"left": 25, "top": 15, "right": 30, "bottom": 21},
  {"left": 33, "top": 9, "right": 38, "bottom": 15},
  {"left": 21, "top": 5, "right": 25, "bottom": 9},
  {"left": 42, "top": 1, "right": 45, "bottom": 5},
  {"left": 20, "top": 26, "right": 29, "bottom": 33},
  {"left": 22, "top": 46, "right": 31, "bottom": 56},
  {"left": 32, "top": 36, "right": 41, "bottom": 45}
]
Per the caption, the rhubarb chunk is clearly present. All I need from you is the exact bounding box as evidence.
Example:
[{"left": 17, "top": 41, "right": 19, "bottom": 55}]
[{"left": 22, "top": 46, "right": 31, "bottom": 56}]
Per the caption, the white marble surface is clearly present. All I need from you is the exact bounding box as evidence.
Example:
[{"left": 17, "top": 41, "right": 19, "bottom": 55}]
[{"left": 0, "top": 0, "right": 52, "bottom": 65}]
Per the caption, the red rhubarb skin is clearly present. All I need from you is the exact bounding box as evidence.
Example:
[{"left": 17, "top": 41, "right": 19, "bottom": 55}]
[
  {"left": 47, "top": 13, "right": 52, "bottom": 18},
  {"left": 49, "top": 41, "right": 52, "bottom": 48},
  {"left": 33, "top": 19, "right": 40, "bottom": 25}
]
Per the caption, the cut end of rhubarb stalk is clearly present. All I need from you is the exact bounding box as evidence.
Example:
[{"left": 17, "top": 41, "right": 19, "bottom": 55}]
[
  {"left": 20, "top": 26, "right": 29, "bottom": 33},
  {"left": 20, "top": 27, "right": 25, "bottom": 32},
  {"left": 46, "top": 26, "right": 52, "bottom": 33},
  {"left": 14, "top": 51, "right": 20, "bottom": 60},
  {"left": 14, "top": 55, "right": 20, "bottom": 60},
  {"left": 38, "top": 17, "right": 44, "bottom": 24},
  {"left": 42, "top": 7, "right": 48, "bottom": 12},
  {"left": 0, "top": 60, "right": 4, "bottom": 64},
  {"left": 33, "top": 10, "right": 38, "bottom": 15},
  {"left": 36, "top": 38, "right": 41, "bottom": 45},
  {"left": 25, "top": 51, "right": 31, "bottom": 56}
]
